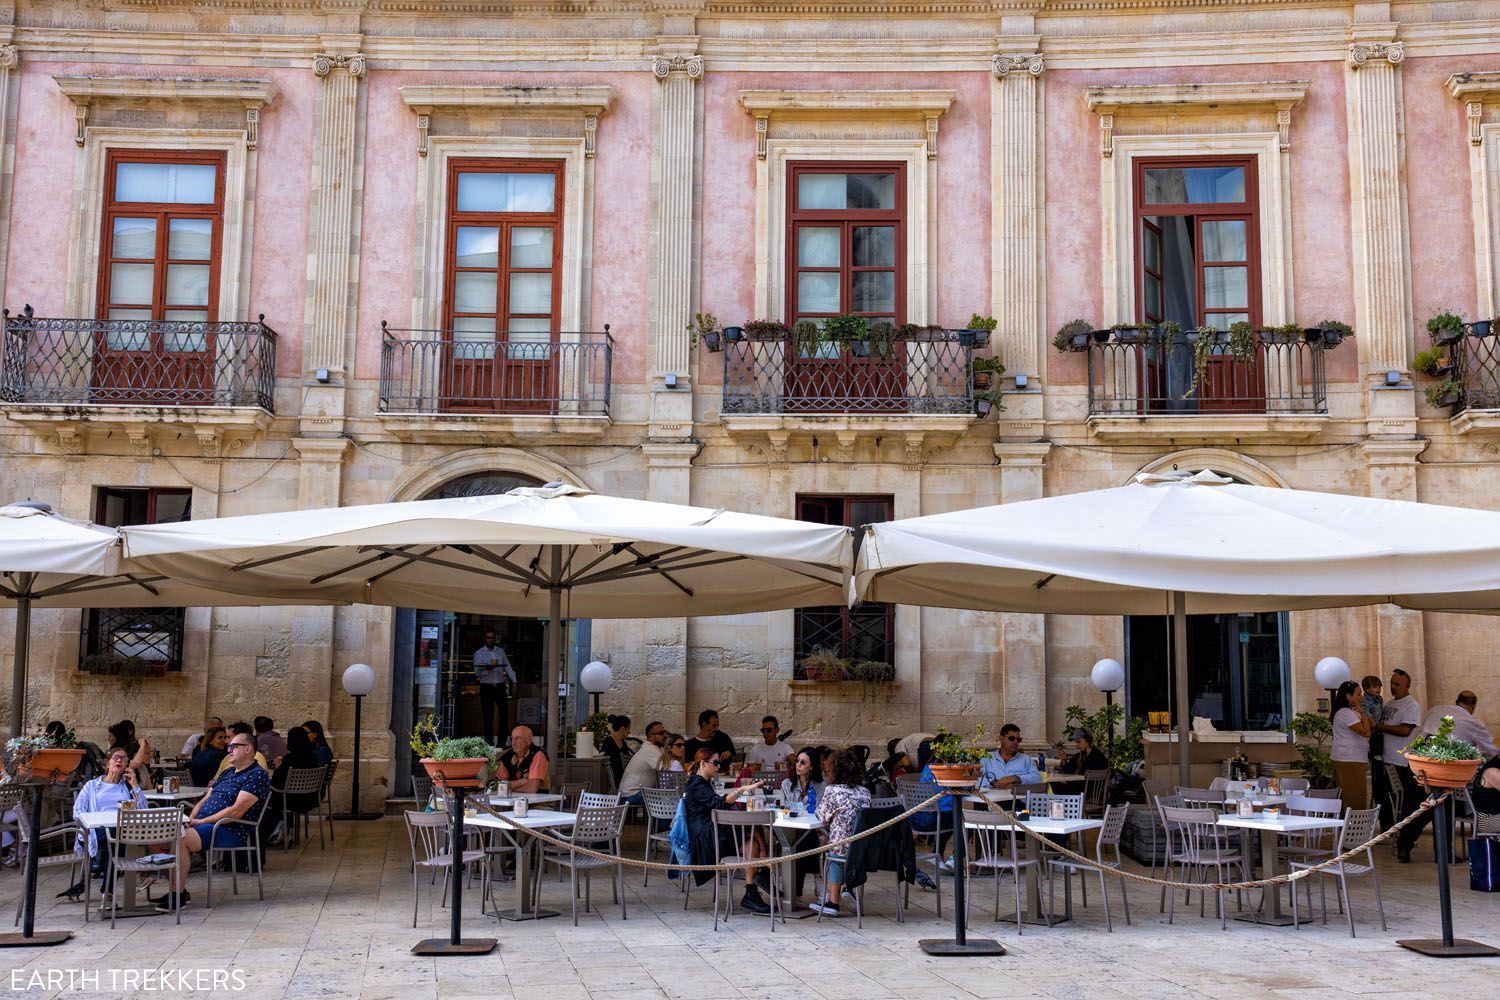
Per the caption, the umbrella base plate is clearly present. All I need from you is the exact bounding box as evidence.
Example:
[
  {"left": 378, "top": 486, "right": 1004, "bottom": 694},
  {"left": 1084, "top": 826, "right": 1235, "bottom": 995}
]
[
  {"left": 411, "top": 938, "right": 497, "bottom": 956},
  {"left": 0, "top": 930, "right": 74, "bottom": 948},
  {"left": 918, "top": 937, "right": 1007, "bottom": 957},
  {"left": 1397, "top": 938, "right": 1500, "bottom": 958},
  {"left": 332, "top": 812, "right": 385, "bottom": 822}
]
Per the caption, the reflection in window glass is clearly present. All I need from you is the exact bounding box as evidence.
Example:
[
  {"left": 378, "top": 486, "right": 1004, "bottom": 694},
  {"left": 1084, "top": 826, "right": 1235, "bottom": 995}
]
[
  {"left": 455, "top": 228, "right": 500, "bottom": 268},
  {"left": 456, "top": 172, "right": 555, "bottom": 213},
  {"left": 1142, "top": 167, "right": 1245, "bottom": 205},
  {"left": 798, "top": 227, "right": 841, "bottom": 267},
  {"left": 1201, "top": 220, "right": 1247, "bottom": 262},
  {"left": 112, "top": 219, "right": 157, "bottom": 259},
  {"left": 115, "top": 162, "right": 217, "bottom": 204}
]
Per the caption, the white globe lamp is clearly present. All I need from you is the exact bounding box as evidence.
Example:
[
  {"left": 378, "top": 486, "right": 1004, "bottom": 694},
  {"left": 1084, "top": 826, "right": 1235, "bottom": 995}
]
[
  {"left": 1090, "top": 658, "right": 1125, "bottom": 761},
  {"left": 1315, "top": 656, "right": 1351, "bottom": 715},
  {"left": 336, "top": 663, "right": 381, "bottom": 820},
  {"left": 580, "top": 660, "right": 613, "bottom": 715}
]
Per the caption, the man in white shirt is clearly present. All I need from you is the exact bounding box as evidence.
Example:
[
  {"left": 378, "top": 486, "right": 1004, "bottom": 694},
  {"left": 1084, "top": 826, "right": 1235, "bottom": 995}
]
[
  {"left": 744, "top": 716, "right": 793, "bottom": 774},
  {"left": 1416, "top": 692, "right": 1498, "bottom": 758},
  {"left": 473, "top": 630, "right": 518, "bottom": 746},
  {"left": 181, "top": 715, "right": 222, "bottom": 756},
  {"left": 1373, "top": 669, "right": 1421, "bottom": 856},
  {"left": 618, "top": 721, "right": 669, "bottom": 804}
]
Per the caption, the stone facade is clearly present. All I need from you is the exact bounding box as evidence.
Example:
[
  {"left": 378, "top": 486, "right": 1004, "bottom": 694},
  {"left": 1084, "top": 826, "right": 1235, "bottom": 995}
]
[{"left": 3, "top": 0, "right": 1500, "bottom": 808}]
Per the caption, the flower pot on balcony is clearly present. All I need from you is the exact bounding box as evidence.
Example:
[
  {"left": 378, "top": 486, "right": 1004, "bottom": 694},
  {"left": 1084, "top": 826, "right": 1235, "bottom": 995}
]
[
  {"left": 702, "top": 330, "right": 722, "bottom": 352},
  {"left": 1091, "top": 329, "right": 1111, "bottom": 344},
  {"left": 722, "top": 326, "right": 744, "bottom": 343},
  {"left": 420, "top": 757, "right": 489, "bottom": 788},
  {"left": 1472, "top": 320, "right": 1493, "bottom": 337},
  {"left": 957, "top": 330, "right": 977, "bottom": 348},
  {"left": 927, "top": 764, "right": 982, "bottom": 788},
  {"left": 1405, "top": 754, "right": 1482, "bottom": 789},
  {"left": 23, "top": 748, "right": 85, "bottom": 784},
  {"left": 965, "top": 329, "right": 992, "bottom": 349},
  {"left": 1112, "top": 328, "right": 1145, "bottom": 345},
  {"left": 1070, "top": 334, "right": 1090, "bottom": 351},
  {"left": 848, "top": 340, "right": 870, "bottom": 357},
  {"left": 974, "top": 396, "right": 994, "bottom": 418}
]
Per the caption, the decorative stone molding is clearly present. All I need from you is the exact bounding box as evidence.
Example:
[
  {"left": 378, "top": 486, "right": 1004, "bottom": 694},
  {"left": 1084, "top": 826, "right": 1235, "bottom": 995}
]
[
  {"left": 720, "top": 415, "right": 973, "bottom": 468},
  {"left": 1445, "top": 72, "right": 1500, "bottom": 320},
  {"left": 399, "top": 85, "right": 613, "bottom": 158},
  {"left": 1085, "top": 80, "right": 1309, "bottom": 159},
  {"left": 739, "top": 90, "right": 955, "bottom": 161},
  {"left": 1348, "top": 41, "right": 1403, "bottom": 70},
  {"left": 651, "top": 55, "right": 703, "bottom": 80},
  {"left": 313, "top": 52, "right": 366, "bottom": 78},
  {"left": 0, "top": 45, "right": 16, "bottom": 69},
  {"left": 53, "top": 76, "right": 280, "bottom": 150},
  {"left": 1448, "top": 72, "right": 1500, "bottom": 145},
  {"left": 993, "top": 53, "right": 1044, "bottom": 78}
]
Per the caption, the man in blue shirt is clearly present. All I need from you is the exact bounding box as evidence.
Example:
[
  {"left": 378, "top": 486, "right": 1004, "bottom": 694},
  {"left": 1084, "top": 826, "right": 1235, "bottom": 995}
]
[
  {"left": 159, "top": 732, "right": 269, "bottom": 912},
  {"left": 980, "top": 723, "right": 1043, "bottom": 789}
]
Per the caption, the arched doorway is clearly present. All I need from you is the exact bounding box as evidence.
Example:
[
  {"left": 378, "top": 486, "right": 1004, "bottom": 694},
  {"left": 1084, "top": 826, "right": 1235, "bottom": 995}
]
[
  {"left": 1122, "top": 456, "right": 1292, "bottom": 733},
  {"left": 390, "top": 467, "right": 592, "bottom": 797}
]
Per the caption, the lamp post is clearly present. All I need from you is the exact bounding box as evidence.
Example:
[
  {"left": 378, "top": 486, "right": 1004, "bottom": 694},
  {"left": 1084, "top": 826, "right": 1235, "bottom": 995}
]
[
  {"left": 1314, "top": 656, "right": 1350, "bottom": 715},
  {"left": 1091, "top": 657, "right": 1125, "bottom": 765},
  {"left": 579, "top": 660, "right": 612, "bottom": 716},
  {"left": 334, "top": 662, "right": 382, "bottom": 821}
]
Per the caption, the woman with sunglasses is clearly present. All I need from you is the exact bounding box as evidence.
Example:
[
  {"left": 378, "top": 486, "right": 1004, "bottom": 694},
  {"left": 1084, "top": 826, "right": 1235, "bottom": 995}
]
[
  {"left": 63, "top": 746, "right": 148, "bottom": 900},
  {"left": 665, "top": 733, "right": 687, "bottom": 771}
]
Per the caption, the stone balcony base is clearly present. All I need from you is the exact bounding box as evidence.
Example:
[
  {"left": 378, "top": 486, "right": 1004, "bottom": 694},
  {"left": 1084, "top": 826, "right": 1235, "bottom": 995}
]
[
  {"left": 721, "top": 413, "right": 976, "bottom": 466},
  {"left": 1449, "top": 408, "right": 1500, "bottom": 437},
  {"left": 375, "top": 411, "right": 611, "bottom": 445},
  {"left": 2, "top": 403, "right": 273, "bottom": 458},
  {"left": 1085, "top": 413, "right": 1329, "bottom": 444}
]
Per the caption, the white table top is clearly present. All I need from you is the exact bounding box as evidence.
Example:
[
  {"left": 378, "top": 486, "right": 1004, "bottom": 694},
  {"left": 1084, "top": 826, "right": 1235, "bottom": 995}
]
[
  {"left": 1221, "top": 793, "right": 1289, "bottom": 807},
  {"left": 1217, "top": 812, "right": 1343, "bottom": 833},
  {"left": 464, "top": 809, "right": 577, "bottom": 831},
  {"left": 772, "top": 813, "right": 822, "bottom": 831},
  {"left": 1042, "top": 773, "right": 1087, "bottom": 784},
  {"left": 77, "top": 809, "right": 188, "bottom": 830},
  {"left": 484, "top": 793, "right": 563, "bottom": 808},
  {"left": 975, "top": 813, "right": 1102, "bottom": 836},
  {"left": 145, "top": 787, "right": 207, "bottom": 801}
]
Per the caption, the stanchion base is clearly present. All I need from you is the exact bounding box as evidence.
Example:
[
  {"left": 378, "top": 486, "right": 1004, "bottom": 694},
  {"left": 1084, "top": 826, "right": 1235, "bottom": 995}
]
[
  {"left": 411, "top": 937, "right": 497, "bottom": 956},
  {"left": 494, "top": 907, "right": 559, "bottom": 922},
  {"left": 919, "top": 938, "right": 1007, "bottom": 957},
  {"left": 1397, "top": 939, "right": 1500, "bottom": 958},
  {"left": 332, "top": 812, "right": 385, "bottom": 822},
  {"left": 0, "top": 930, "right": 74, "bottom": 948}
]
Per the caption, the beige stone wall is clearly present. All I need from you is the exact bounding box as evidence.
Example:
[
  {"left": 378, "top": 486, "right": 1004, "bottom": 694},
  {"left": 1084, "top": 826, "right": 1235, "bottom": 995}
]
[{"left": 5, "top": 2, "right": 1500, "bottom": 803}]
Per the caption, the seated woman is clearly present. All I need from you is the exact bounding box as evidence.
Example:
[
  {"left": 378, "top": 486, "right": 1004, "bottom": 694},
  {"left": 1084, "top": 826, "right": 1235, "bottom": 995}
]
[
  {"left": 106, "top": 721, "right": 154, "bottom": 791},
  {"left": 65, "top": 746, "right": 148, "bottom": 900},
  {"left": 812, "top": 749, "right": 872, "bottom": 917},
  {"left": 189, "top": 727, "right": 228, "bottom": 788},
  {"left": 602, "top": 715, "right": 631, "bottom": 790},
  {"left": 301, "top": 720, "right": 335, "bottom": 767},
  {"left": 267, "top": 727, "right": 322, "bottom": 846},
  {"left": 1064, "top": 728, "right": 1109, "bottom": 775},
  {"left": 778, "top": 748, "right": 826, "bottom": 896},
  {"left": 682, "top": 754, "right": 769, "bottom": 913}
]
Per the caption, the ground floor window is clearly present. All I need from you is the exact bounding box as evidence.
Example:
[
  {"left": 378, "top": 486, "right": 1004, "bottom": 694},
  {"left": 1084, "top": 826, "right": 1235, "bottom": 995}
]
[
  {"left": 82, "top": 487, "right": 191, "bottom": 673},
  {"left": 794, "top": 495, "right": 892, "bottom": 674},
  {"left": 1125, "top": 611, "right": 1288, "bottom": 731}
]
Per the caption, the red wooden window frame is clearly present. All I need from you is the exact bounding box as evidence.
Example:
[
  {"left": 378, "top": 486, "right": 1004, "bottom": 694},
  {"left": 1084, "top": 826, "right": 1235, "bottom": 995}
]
[
  {"left": 442, "top": 158, "right": 565, "bottom": 340},
  {"left": 97, "top": 149, "right": 226, "bottom": 322},
  {"left": 785, "top": 162, "right": 907, "bottom": 327},
  {"left": 794, "top": 494, "right": 894, "bottom": 669},
  {"left": 1131, "top": 156, "right": 1261, "bottom": 330}
]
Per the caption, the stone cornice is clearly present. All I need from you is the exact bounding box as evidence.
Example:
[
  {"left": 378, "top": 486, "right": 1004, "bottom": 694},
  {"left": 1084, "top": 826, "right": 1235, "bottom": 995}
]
[
  {"left": 399, "top": 84, "right": 613, "bottom": 155},
  {"left": 1086, "top": 80, "right": 1309, "bottom": 154},
  {"left": 54, "top": 75, "right": 280, "bottom": 147},
  {"left": 740, "top": 89, "right": 956, "bottom": 158},
  {"left": 1448, "top": 71, "right": 1500, "bottom": 147}
]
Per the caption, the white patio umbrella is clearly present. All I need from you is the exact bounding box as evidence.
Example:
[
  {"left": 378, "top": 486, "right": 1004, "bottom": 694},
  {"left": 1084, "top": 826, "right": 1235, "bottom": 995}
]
[
  {"left": 122, "top": 482, "right": 854, "bottom": 761},
  {"left": 856, "top": 470, "right": 1500, "bottom": 783},
  {"left": 1, "top": 501, "right": 333, "bottom": 738}
]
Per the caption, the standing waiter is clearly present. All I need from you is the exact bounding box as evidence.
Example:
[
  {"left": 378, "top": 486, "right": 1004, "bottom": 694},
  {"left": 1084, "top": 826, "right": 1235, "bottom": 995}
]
[{"left": 473, "top": 629, "right": 517, "bottom": 746}]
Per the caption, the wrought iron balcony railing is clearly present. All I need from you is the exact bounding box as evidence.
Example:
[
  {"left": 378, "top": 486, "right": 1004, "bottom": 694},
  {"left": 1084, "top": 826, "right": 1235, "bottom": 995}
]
[
  {"left": 1086, "top": 332, "right": 1336, "bottom": 417},
  {"left": 378, "top": 325, "right": 613, "bottom": 417},
  {"left": 721, "top": 328, "right": 975, "bottom": 415},
  {"left": 0, "top": 308, "right": 277, "bottom": 410},
  {"left": 1450, "top": 331, "right": 1500, "bottom": 411}
]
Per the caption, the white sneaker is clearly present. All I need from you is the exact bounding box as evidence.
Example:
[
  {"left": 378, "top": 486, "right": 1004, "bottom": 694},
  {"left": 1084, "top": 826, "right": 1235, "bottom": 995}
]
[
  {"left": 940, "top": 857, "right": 955, "bottom": 873},
  {"left": 809, "top": 899, "right": 841, "bottom": 917}
]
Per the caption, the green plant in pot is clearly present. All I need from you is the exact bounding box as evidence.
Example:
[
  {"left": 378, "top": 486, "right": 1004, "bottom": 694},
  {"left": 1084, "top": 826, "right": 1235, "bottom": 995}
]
[
  {"left": 1426, "top": 310, "right": 1467, "bottom": 346},
  {"left": 927, "top": 724, "right": 988, "bottom": 786},
  {"left": 1185, "top": 325, "right": 1220, "bottom": 399},
  {"left": 1227, "top": 321, "right": 1257, "bottom": 363},
  {"left": 790, "top": 319, "right": 823, "bottom": 359},
  {"left": 1412, "top": 347, "right": 1449, "bottom": 377},
  {"left": 1404, "top": 714, "right": 1486, "bottom": 787},
  {"left": 1285, "top": 711, "right": 1335, "bottom": 789},
  {"left": 1053, "top": 318, "right": 1094, "bottom": 352},
  {"left": 687, "top": 312, "right": 721, "bottom": 351},
  {"left": 868, "top": 320, "right": 899, "bottom": 360},
  {"left": 1425, "top": 378, "right": 1464, "bottom": 409},
  {"left": 582, "top": 711, "right": 611, "bottom": 754},
  {"left": 822, "top": 313, "right": 869, "bottom": 355},
  {"left": 971, "top": 354, "right": 1006, "bottom": 390},
  {"left": 964, "top": 313, "right": 998, "bottom": 349},
  {"left": 742, "top": 319, "right": 789, "bottom": 342},
  {"left": 798, "top": 646, "right": 850, "bottom": 682},
  {"left": 850, "top": 660, "right": 895, "bottom": 683},
  {"left": 5, "top": 725, "right": 84, "bottom": 782},
  {"left": 411, "top": 715, "right": 498, "bottom": 788}
]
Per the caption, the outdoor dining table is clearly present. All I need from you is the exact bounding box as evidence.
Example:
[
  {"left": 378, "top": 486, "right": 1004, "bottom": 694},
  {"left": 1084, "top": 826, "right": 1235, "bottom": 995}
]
[
  {"left": 771, "top": 811, "right": 822, "bottom": 918},
  {"left": 76, "top": 809, "right": 185, "bottom": 919},
  {"left": 1216, "top": 811, "right": 1344, "bottom": 925},
  {"left": 464, "top": 808, "right": 576, "bottom": 921},
  {"left": 143, "top": 787, "right": 207, "bottom": 804},
  {"left": 1221, "top": 793, "right": 1289, "bottom": 809},
  {"left": 483, "top": 793, "right": 563, "bottom": 809},
  {"left": 997, "top": 812, "right": 1104, "bottom": 924}
]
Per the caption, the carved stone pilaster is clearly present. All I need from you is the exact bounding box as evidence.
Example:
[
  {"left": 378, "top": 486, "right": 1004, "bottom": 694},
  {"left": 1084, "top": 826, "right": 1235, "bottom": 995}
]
[
  {"left": 650, "top": 50, "right": 703, "bottom": 381},
  {"left": 1345, "top": 34, "right": 1411, "bottom": 375},
  {"left": 1467, "top": 101, "right": 1484, "bottom": 146},
  {"left": 303, "top": 49, "right": 367, "bottom": 383},
  {"left": 993, "top": 51, "right": 1045, "bottom": 379},
  {"left": 0, "top": 46, "right": 17, "bottom": 70},
  {"left": 244, "top": 107, "right": 260, "bottom": 150}
]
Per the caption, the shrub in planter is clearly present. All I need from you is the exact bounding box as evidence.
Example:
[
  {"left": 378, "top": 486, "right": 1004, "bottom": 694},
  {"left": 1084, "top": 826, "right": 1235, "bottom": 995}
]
[
  {"left": 686, "top": 312, "right": 719, "bottom": 350},
  {"left": 1425, "top": 378, "right": 1464, "bottom": 408},
  {"left": 850, "top": 660, "right": 895, "bottom": 684},
  {"left": 1426, "top": 310, "right": 1467, "bottom": 345},
  {"left": 965, "top": 313, "right": 998, "bottom": 349},
  {"left": 1228, "top": 321, "right": 1257, "bottom": 363},
  {"left": 821, "top": 313, "right": 868, "bottom": 353},
  {"left": 928, "top": 724, "right": 988, "bottom": 786},
  {"left": 971, "top": 354, "right": 1006, "bottom": 390},
  {"left": 798, "top": 646, "right": 851, "bottom": 682},
  {"left": 1412, "top": 347, "right": 1446, "bottom": 377},
  {"left": 868, "top": 321, "right": 899, "bottom": 360},
  {"left": 974, "top": 388, "right": 1006, "bottom": 417},
  {"left": 1404, "top": 714, "right": 1485, "bottom": 787},
  {"left": 790, "top": 319, "right": 822, "bottom": 358},
  {"left": 1110, "top": 323, "right": 1152, "bottom": 344},
  {"left": 742, "top": 319, "right": 788, "bottom": 342},
  {"left": 1053, "top": 318, "right": 1094, "bottom": 352}
]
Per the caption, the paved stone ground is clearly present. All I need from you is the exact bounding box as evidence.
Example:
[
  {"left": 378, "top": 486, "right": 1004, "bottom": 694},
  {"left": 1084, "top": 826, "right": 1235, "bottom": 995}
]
[{"left": 1, "top": 817, "right": 1496, "bottom": 999}]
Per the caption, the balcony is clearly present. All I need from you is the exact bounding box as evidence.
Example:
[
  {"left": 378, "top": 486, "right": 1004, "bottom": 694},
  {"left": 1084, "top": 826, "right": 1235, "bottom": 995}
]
[
  {"left": 1084, "top": 330, "right": 1338, "bottom": 443},
  {"left": 1442, "top": 329, "right": 1500, "bottom": 435},
  {"left": 377, "top": 326, "right": 613, "bottom": 444},
  {"left": 719, "top": 328, "right": 977, "bottom": 465},
  {"left": 0, "top": 309, "right": 277, "bottom": 456}
]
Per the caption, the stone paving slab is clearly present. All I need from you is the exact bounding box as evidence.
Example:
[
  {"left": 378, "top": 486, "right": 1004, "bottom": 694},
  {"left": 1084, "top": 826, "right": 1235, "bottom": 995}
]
[{"left": 0, "top": 817, "right": 1496, "bottom": 999}]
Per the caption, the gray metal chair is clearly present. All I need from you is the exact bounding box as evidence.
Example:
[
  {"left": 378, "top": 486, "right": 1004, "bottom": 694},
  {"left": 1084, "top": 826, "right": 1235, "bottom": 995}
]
[
  {"left": 1290, "top": 806, "right": 1385, "bottom": 937},
  {"left": 12, "top": 805, "right": 87, "bottom": 925},
  {"left": 411, "top": 771, "right": 433, "bottom": 809},
  {"left": 203, "top": 804, "right": 267, "bottom": 908},
  {"left": 1306, "top": 787, "right": 1343, "bottom": 800},
  {"left": 963, "top": 809, "right": 1045, "bottom": 933},
  {"left": 1153, "top": 792, "right": 1185, "bottom": 911},
  {"left": 1161, "top": 805, "right": 1249, "bottom": 928},
  {"left": 317, "top": 760, "right": 338, "bottom": 844},
  {"left": 403, "top": 810, "right": 488, "bottom": 928},
  {"left": 1048, "top": 802, "right": 1131, "bottom": 930},
  {"left": 1082, "top": 769, "right": 1109, "bottom": 818},
  {"left": 548, "top": 802, "right": 629, "bottom": 925},
  {"left": 272, "top": 766, "right": 329, "bottom": 851},
  {"left": 656, "top": 769, "right": 688, "bottom": 792},
  {"left": 641, "top": 786, "right": 682, "bottom": 887},
  {"left": 104, "top": 807, "right": 184, "bottom": 927},
  {"left": 896, "top": 775, "right": 944, "bottom": 918},
  {"left": 710, "top": 808, "right": 779, "bottom": 931}
]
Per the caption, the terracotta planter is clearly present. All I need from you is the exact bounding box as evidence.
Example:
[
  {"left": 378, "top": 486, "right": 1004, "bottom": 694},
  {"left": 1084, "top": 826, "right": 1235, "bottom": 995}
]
[
  {"left": 420, "top": 757, "right": 489, "bottom": 788},
  {"left": 1406, "top": 754, "right": 1482, "bottom": 789},
  {"left": 24, "top": 748, "right": 85, "bottom": 783},
  {"left": 927, "top": 763, "right": 982, "bottom": 788}
]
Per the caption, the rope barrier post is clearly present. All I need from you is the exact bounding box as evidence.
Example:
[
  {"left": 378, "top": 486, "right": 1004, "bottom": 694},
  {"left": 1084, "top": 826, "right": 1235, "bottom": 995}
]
[
  {"left": 1398, "top": 790, "right": 1498, "bottom": 958},
  {"left": 412, "top": 783, "right": 496, "bottom": 956},
  {"left": 920, "top": 785, "right": 1005, "bottom": 957},
  {"left": 0, "top": 780, "right": 74, "bottom": 948}
]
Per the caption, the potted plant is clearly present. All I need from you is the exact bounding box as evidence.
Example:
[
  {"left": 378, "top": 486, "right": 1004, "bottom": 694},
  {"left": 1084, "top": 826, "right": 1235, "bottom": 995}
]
[
  {"left": 1284, "top": 712, "right": 1335, "bottom": 789},
  {"left": 1110, "top": 323, "right": 1150, "bottom": 345},
  {"left": 797, "top": 646, "right": 850, "bottom": 682},
  {"left": 742, "top": 319, "right": 788, "bottom": 342},
  {"left": 964, "top": 313, "right": 998, "bottom": 349},
  {"left": 410, "top": 715, "right": 498, "bottom": 788},
  {"left": 1257, "top": 323, "right": 1303, "bottom": 345},
  {"left": 1150, "top": 320, "right": 1182, "bottom": 353},
  {"left": 5, "top": 726, "right": 84, "bottom": 782},
  {"left": 971, "top": 355, "right": 1006, "bottom": 391},
  {"left": 1185, "top": 325, "right": 1219, "bottom": 399},
  {"left": 1228, "top": 321, "right": 1257, "bottom": 364},
  {"left": 1426, "top": 311, "right": 1466, "bottom": 346},
  {"left": 582, "top": 711, "right": 611, "bottom": 755},
  {"left": 1053, "top": 318, "right": 1093, "bottom": 353},
  {"left": 927, "top": 724, "right": 988, "bottom": 787},
  {"left": 1474, "top": 319, "right": 1494, "bottom": 337},
  {"left": 1412, "top": 347, "right": 1450, "bottom": 378},
  {"left": 822, "top": 313, "right": 869, "bottom": 355},
  {"left": 850, "top": 660, "right": 895, "bottom": 684},
  {"left": 687, "top": 312, "right": 721, "bottom": 352},
  {"left": 790, "top": 319, "right": 822, "bottom": 358},
  {"left": 974, "top": 387, "right": 1006, "bottom": 417},
  {"left": 1425, "top": 378, "right": 1464, "bottom": 408},
  {"left": 1405, "top": 715, "right": 1486, "bottom": 787},
  {"left": 868, "top": 320, "right": 900, "bottom": 360}
]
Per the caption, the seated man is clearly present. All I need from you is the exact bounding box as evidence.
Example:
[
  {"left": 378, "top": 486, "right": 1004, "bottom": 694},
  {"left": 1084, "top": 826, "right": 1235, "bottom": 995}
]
[
  {"left": 617, "top": 721, "right": 668, "bottom": 805},
  {"left": 979, "top": 723, "right": 1043, "bottom": 790},
  {"left": 744, "top": 715, "right": 794, "bottom": 775},
  {"left": 213, "top": 722, "right": 268, "bottom": 780},
  {"left": 161, "top": 731, "right": 270, "bottom": 912},
  {"left": 683, "top": 709, "right": 735, "bottom": 767},
  {"left": 1471, "top": 754, "right": 1500, "bottom": 817},
  {"left": 497, "top": 725, "right": 550, "bottom": 794}
]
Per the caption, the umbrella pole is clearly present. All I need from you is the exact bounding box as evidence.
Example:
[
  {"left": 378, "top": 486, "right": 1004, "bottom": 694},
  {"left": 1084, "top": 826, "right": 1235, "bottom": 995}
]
[
  {"left": 9, "top": 581, "right": 33, "bottom": 739},
  {"left": 1173, "top": 591, "right": 1190, "bottom": 788},
  {"left": 544, "top": 549, "right": 563, "bottom": 766}
]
